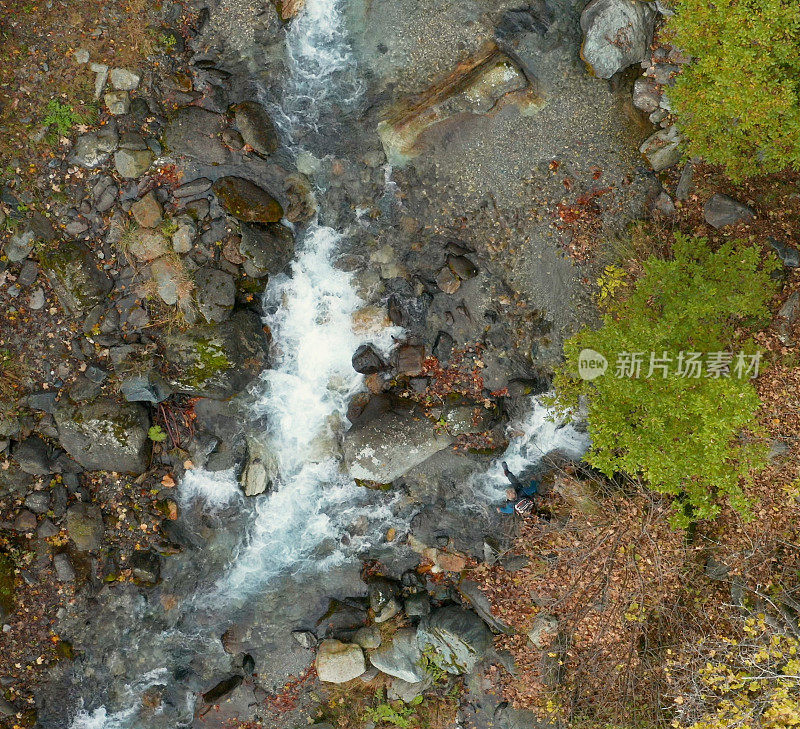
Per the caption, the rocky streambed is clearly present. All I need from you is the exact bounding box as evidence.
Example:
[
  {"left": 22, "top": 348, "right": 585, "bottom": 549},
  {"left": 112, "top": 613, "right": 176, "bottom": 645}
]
[{"left": 0, "top": 0, "right": 686, "bottom": 726}]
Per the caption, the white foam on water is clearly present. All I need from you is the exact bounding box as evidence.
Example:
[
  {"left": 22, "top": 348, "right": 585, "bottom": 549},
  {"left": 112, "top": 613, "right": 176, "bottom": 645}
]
[
  {"left": 68, "top": 670, "right": 168, "bottom": 729},
  {"left": 215, "top": 223, "right": 402, "bottom": 599},
  {"left": 277, "top": 0, "right": 364, "bottom": 139},
  {"left": 179, "top": 468, "right": 242, "bottom": 511},
  {"left": 480, "top": 395, "right": 590, "bottom": 500}
]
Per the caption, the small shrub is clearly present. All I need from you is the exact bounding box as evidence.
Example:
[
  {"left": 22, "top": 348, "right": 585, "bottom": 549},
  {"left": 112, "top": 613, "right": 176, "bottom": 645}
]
[
  {"left": 551, "top": 234, "right": 777, "bottom": 525},
  {"left": 666, "top": 0, "right": 800, "bottom": 179}
]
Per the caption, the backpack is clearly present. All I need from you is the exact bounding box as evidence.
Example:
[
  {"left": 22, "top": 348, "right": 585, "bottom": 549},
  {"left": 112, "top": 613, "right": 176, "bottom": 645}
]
[{"left": 514, "top": 497, "right": 536, "bottom": 516}]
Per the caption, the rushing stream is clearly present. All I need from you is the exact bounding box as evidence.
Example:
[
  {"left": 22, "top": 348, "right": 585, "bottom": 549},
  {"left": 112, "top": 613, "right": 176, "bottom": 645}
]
[{"left": 67, "top": 0, "right": 589, "bottom": 726}]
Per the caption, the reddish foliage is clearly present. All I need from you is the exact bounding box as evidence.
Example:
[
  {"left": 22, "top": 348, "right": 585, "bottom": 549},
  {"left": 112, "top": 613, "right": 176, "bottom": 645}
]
[{"left": 262, "top": 665, "right": 317, "bottom": 714}]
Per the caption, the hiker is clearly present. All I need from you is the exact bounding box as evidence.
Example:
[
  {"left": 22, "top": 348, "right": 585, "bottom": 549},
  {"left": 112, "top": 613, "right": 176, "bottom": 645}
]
[{"left": 497, "top": 462, "right": 540, "bottom": 515}]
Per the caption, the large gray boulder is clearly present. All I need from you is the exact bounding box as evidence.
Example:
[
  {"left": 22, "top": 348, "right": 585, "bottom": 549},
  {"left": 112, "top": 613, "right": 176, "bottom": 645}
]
[
  {"left": 580, "top": 0, "right": 658, "bottom": 79},
  {"left": 343, "top": 407, "right": 453, "bottom": 483},
  {"left": 163, "top": 106, "right": 229, "bottom": 164},
  {"left": 233, "top": 101, "right": 279, "bottom": 157},
  {"left": 39, "top": 241, "right": 112, "bottom": 315},
  {"left": 315, "top": 639, "right": 366, "bottom": 683},
  {"left": 159, "top": 310, "right": 270, "bottom": 399},
  {"left": 416, "top": 606, "right": 492, "bottom": 675},
  {"left": 54, "top": 397, "right": 151, "bottom": 474},
  {"left": 369, "top": 628, "right": 427, "bottom": 684},
  {"left": 239, "top": 223, "right": 295, "bottom": 275}
]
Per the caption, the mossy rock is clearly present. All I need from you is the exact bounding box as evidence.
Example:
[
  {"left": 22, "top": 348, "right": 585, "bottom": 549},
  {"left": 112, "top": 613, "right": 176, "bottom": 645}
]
[
  {"left": 212, "top": 176, "right": 283, "bottom": 223},
  {"left": 53, "top": 396, "right": 151, "bottom": 474},
  {"left": 39, "top": 241, "right": 112, "bottom": 315},
  {"left": 159, "top": 310, "right": 270, "bottom": 398}
]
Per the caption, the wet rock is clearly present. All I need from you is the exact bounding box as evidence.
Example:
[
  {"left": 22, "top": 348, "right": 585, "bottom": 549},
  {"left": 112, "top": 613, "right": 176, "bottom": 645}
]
[
  {"left": 129, "top": 549, "right": 161, "bottom": 583},
  {"left": 233, "top": 100, "right": 279, "bottom": 157},
  {"left": 119, "top": 371, "right": 173, "bottom": 404},
  {"left": 194, "top": 267, "right": 236, "bottom": 323},
  {"left": 13, "top": 436, "right": 52, "bottom": 476},
  {"left": 69, "top": 127, "right": 119, "bottom": 167},
  {"left": 241, "top": 434, "right": 279, "bottom": 496},
  {"left": 352, "top": 344, "right": 387, "bottom": 375},
  {"left": 387, "top": 291, "right": 430, "bottom": 330},
  {"left": 13, "top": 510, "right": 37, "bottom": 532},
  {"left": 394, "top": 344, "right": 425, "bottom": 377},
  {"left": 703, "top": 194, "right": 755, "bottom": 229},
  {"left": 369, "top": 578, "right": 402, "bottom": 623},
  {"left": 202, "top": 674, "right": 243, "bottom": 704},
  {"left": 436, "top": 266, "right": 460, "bottom": 294},
  {"left": 110, "top": 68, "right": 141, "bottom": 90},
  {"left": 353, "top": 625, "right": 382, "bottom": 650},
  {"left": 53, "top": 553, "right": 76, "bottom": 582},
  {"left": 39, "top": 241, "right": 112, "bottom": 315},
  {"left": 369, "top": 628, "right": 426, "bottom": 683},
  {"left": 344, "top": 407, "right": 453, "bottom": 483},
  {"left": 163, "top": 107, "right": 228, "bottom": 164},
  {"left": 104, "top": 90, "right": 130, "bottom": 115},
  {"left": 432, "top": 331, "right": 454, "bottom": 363},
  {"left": 131, "top": 192, "right": 163, "bottom": 228},
  {"left": 212, "top": 177, "right": 283, "bottom": 223},
  {"left": 222, "top": 128, "right": 244, "bottom": 150},
  {"left": 316, "top": 639, "right": 366, "bottom": 684},
  {"left": 160, "top": 310, "right": 269, "bottom": 398},
  {"left": 416, "top": 606, "right": 492, "bottom": 674},
  {"left": 580, "top": 0, "right": 657, "bottom": 79},
  {"left": 114, "top": 148, "right": 154, "bottom": 178},
  {"left": 447, "top": 254, "right": 478, "bottom": 280},
  {"left": 239, "top": 222, "right": 294, "bottom": 273},
  {"left": 127, "top": 229, "right": 170, "bottom": 262},
  {"left": 65, "top": 503, "right": 104, "bottom": 551},
  {"left": 54, "top": 397, "right": 151, "bottom": 474},
  {"left": 404, "top": 592, "right": 431, "bottom": 618},
  {"left": 640, "top": 125, "right": 682, "bottom": 171}
]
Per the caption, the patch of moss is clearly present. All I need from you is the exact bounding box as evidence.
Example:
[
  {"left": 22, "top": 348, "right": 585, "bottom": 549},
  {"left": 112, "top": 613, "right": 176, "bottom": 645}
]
[{"left": 188, "top": 339, "right": 231, "bottom": 388}]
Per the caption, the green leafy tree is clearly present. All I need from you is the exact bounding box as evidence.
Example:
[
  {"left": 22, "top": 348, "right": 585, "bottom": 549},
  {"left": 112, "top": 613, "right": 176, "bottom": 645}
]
[
  {"left": 666, "top": 0, "right": 800, "bottom": 179},
  {"left": 551, "top": 235, "right": 776, "bottom": 525}
]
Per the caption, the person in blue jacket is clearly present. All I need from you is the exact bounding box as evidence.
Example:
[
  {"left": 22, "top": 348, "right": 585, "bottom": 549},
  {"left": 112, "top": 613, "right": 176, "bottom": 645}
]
[{"left": 497, "top": 462, "right": 540, "bottom": 515}]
